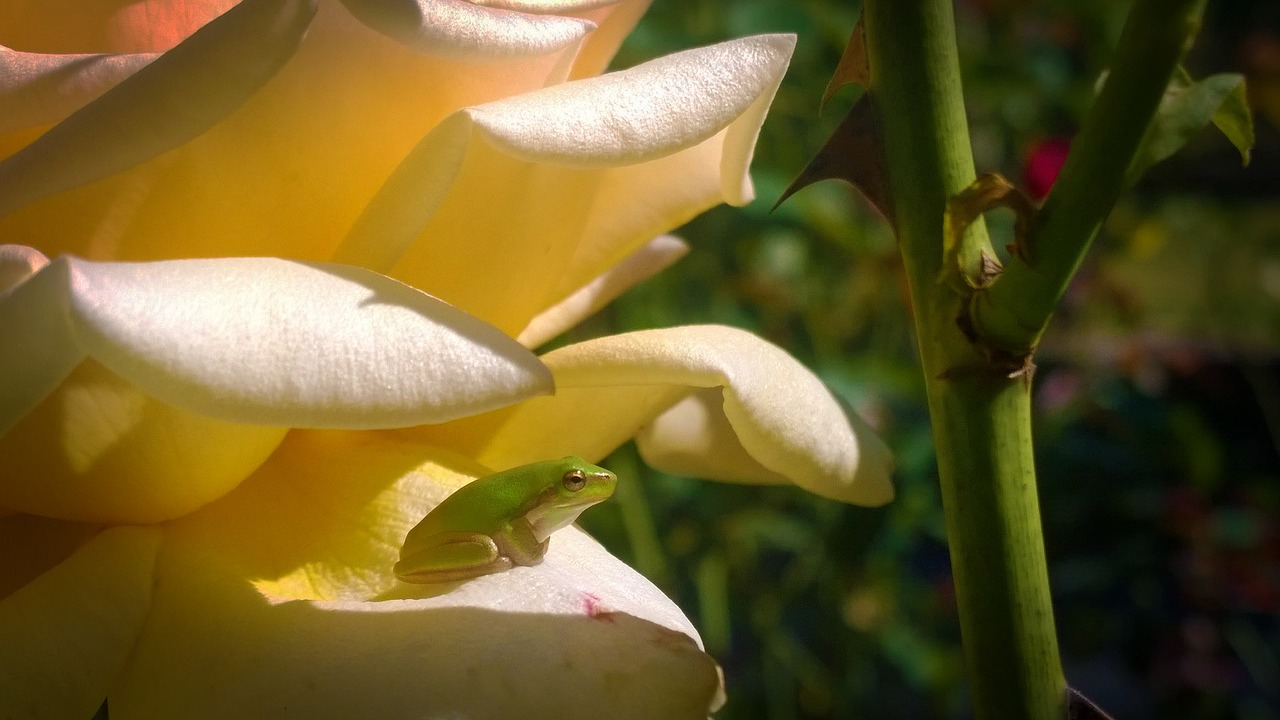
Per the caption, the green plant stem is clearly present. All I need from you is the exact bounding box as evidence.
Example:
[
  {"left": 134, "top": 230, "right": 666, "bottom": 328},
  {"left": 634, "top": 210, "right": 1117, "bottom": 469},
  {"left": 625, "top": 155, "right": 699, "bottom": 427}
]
[
  {"left": 862, "top": 2, "right": 1064, "bottom": 719},
  {"left": 971, "top": 0, "right": 1207, "bottom": 354}
]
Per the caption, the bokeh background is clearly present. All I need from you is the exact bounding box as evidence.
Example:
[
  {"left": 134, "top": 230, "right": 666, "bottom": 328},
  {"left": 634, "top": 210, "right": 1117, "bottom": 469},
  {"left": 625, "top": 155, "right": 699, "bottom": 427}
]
[{"left": 571, "top": 1, "right": 1280, "bottom": 718}]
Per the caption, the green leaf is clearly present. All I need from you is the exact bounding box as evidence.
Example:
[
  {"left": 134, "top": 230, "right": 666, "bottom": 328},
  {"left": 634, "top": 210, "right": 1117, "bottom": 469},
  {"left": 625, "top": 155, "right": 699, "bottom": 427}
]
[
  {"left": 1127, "top": 66, "right": 1255, "bottom": 186},
  {"left": 1209, "top": 74, "right": 1254, "bottom": 166}
]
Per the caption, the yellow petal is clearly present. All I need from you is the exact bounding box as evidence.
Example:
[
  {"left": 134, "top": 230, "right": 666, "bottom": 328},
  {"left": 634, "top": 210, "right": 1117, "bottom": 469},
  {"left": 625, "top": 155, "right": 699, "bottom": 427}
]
[
  {"left": 0, "top": 514, "right": 100, "bottom": 601},
  {"left": 108, "top": 431, "right": 722, "bottom": 718},
  {"left": 0, "top": 254, "right": 551, "bottom": 523},
  {"left": 117, "top": 592, "right": 722, "bottom": 718},
  {"left": 0, "top": 526, "right": 160, "bottom": 719},
  {"left": 0, "top": 0, "right": 319, "bottom": 219},
  {"left": 336, "top": 34, "right": 796, "bottom": 335},
  {"left": 426, "top": 325, "right": 895, "bottom": 505},
  {"left": 0, "top": 1, "right": 598, "bottom": 264},
  {"left": 0, "top": 252, "right": 84, "bottom": 436},
  {"left": 158, "top": 430, "right": 482, "bottom": 602},
  {"left": 517, "top": 234, "right": 688, "bottom": 348},
  {"left": 0, "top": 358, "right": 288, "bottom": 523},
  {"left": 634, "top": 388, "right": 792, "bottom": 486},
  {"left": 469, "top": 0, "right": 619, "bottom": 11},
  {"left": 415, "top": 382, "right": 690, "bottom": 472},
  {"left": 565, "top": 0, "right": 652, "bottom": 80},
  {"left": 0, "top": 1, "right": 238, "bottom": 54}
]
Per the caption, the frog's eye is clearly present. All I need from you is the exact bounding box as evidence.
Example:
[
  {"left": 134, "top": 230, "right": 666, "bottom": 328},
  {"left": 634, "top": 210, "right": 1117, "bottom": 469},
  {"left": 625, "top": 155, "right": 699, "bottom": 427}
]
[{"left": 562, "top": 469, "right": 587, "bottom": 491}]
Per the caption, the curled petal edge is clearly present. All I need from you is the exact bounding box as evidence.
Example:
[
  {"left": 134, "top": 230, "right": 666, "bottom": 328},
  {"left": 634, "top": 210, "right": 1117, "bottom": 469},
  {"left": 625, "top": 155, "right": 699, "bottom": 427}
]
[
  {"left": 0, "top": 46, "right": 158, "bottom": 136},
  {"left": 339, "top": 0, "right": 595, "bottom": 60},
  {"left": 430, "top": 325, "right": 893, "bottom": 506},
  {"left": 335, "top": 34, "right": 796, "bottom": 276},
  {"left": 541, "top": 325, "right": 894, "bottom": 505},
  {"left": 0, "top": 252, "right": 553, "bottom": 435}
]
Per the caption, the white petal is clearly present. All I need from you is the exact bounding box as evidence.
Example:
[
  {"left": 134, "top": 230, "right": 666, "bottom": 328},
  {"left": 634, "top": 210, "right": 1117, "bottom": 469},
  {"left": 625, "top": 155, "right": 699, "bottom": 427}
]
[
  {"left": 339, "top": 0, "right": 593, "bottom": 58},
  {"left": 466, "top": 33, "right": 794, "bottom": 171},
  {"left": 548, "top": 325, "right": 894, "bottom": 505},
  {"left": 469, "top": 0, "right": 619, "bottom": 12},
  {"left": 0, "top": 46, "right": 157, "bottom": 135},
  {"left": 635, "top": 388, "right": 792, "bottom": 486},
  {"left": 1, "top": 256, "right": 552, "bottom": 432},
  {"left": 422, "top": 325, "right": 895, "bottom": 505},
  {"left": 0, "top": 244, "right": 49, "bottom": 294},
  {"left": 0, "top": 256, "right": 82, "bottom": 436}
]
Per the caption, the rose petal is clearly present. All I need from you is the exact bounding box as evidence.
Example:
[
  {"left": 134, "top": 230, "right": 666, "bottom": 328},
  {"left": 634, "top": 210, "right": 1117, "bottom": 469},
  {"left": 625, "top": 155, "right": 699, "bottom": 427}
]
[
  {"left": 0, "top": 255, "right": 552, "bottom": 523},
  {"left": 0, "top": 1, "right": 238, "bottom": 54},
  {"left": 0, "top": 252, "right": 81, "bottom": 436},
  {"left": 109, "top": 431, "right": 722, "bottom": 718},
  {"left": 340, "top": 0, "right": 651, "bottom": 80},
  {"left": 421, "top": 325, "right": 895, "bottom": 505},
  {"left": 470, "top": 0, "right": 619, "bottom": 12},
  {"left": 0, "top": 358, "right": 289, "bottom": 523},
  {"left": 466, "top": 34, "right": 793, "bottom": 169},
  {"left": 339, "top": 0, "right": 593, "bottom": 58},
  {"left": 517, "top": 234, "right": 688, "bottom": 348},
  {"left": 152, "top": 431, "right": 477, "bottom": 602},
  {"left": 635, "top": 388, "right": 792, "bottom": 486},
  {"left": 117, "top": 592, "right": 722, "bottom": 719},
  {"left": 4, "top": 255, "right": 553, "bottom": 430},
  {"left": 335, "top": 34, "right": 795, "bottom": 336},
  {"left": 154, "top": 430, "right": 697, "bottom": 628},
  {"left": 0, "top": 45, "right": 157, "bottom": 135},
  {"left": 0, "top": 2, "right": 599, "bottom": 265},
  {"left": 0, "top": 514, "right": 101, "bottom": 600},
  {"left": 0, "top": 0, "right": 319, "bottom": 219},
  {"left": 0, "top": 526, "right": 160, "bottom": 719},
  {"left": 0, "top": 243, "right": 48, "bottom": 293},
  {"left": 565, "top": 0, "right": 651, "bottom": 80},
  {"left": 416, "top": 382, "right": 690, "bottom": 470}
]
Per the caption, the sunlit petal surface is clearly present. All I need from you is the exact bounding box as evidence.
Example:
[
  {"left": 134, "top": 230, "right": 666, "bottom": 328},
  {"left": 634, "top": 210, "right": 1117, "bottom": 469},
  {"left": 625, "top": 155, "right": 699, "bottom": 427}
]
[
  {"left": 421, "top": 325, "right": 895, "bottom": 505},
  {"left": 0, "top": 253, "right": 551, "bottom": 523},
  {"left": 338, "top": 34, "right": 796, "bottom": 336},
  {"left": 107, "top": 432, "right": 722, "bottom": 719},
  {"left": 0, "top": 526, "right": 160, "bottom": 719}
]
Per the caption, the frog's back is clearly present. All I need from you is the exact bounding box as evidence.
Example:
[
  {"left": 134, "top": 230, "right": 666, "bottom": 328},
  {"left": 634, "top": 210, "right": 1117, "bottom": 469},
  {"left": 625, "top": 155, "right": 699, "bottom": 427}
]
[{"left": 402, "top": 458, "right": 585, "bottom": 541}]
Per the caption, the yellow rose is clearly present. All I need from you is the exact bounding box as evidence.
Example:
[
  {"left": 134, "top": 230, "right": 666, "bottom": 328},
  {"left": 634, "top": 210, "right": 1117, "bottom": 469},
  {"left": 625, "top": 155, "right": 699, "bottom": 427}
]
[{"left": 0, "top": 1, "right": 893, "bottom": 716}]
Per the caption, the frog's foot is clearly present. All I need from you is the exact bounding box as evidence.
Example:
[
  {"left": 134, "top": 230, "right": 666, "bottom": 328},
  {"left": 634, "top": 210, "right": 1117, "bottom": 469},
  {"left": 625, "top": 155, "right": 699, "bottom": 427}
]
[{"left": 498, "top": 518, "right": 552, "bottom": 567}]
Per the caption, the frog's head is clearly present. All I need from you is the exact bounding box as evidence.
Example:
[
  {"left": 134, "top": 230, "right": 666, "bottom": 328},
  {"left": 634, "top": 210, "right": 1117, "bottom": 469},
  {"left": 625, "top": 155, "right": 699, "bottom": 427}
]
[{"left": 526, "top": 456, "right": 617, "bottom": 541}]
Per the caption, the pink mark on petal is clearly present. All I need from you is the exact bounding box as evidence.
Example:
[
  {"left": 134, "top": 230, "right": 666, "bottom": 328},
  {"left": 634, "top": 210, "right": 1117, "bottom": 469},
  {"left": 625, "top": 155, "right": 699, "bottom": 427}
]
[{"left": 581, "top": 591, "right": 608, "bottom": 619}]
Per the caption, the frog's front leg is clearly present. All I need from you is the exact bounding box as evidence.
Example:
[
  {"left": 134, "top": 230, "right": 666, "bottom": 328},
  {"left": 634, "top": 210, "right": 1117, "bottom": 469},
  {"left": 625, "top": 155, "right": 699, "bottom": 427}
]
[
  {"left": 494, "top": 516, "right": 551, "bottom": 567},
  {"left": 393, "top": 531, "right": 513, "bottom": 584}
]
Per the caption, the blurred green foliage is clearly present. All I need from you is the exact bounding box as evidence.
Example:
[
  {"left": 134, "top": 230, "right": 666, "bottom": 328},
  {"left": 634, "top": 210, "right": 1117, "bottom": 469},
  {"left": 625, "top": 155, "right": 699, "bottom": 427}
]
[{"left": 571, "top": 1, "right": 1280, "bottom": 718}]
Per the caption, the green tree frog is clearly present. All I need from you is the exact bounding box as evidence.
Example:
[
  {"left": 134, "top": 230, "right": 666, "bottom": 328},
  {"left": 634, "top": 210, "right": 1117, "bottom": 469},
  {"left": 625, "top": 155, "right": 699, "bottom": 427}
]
[{"left": 394, "top": 456, "right": 617, "bottom": 584}]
